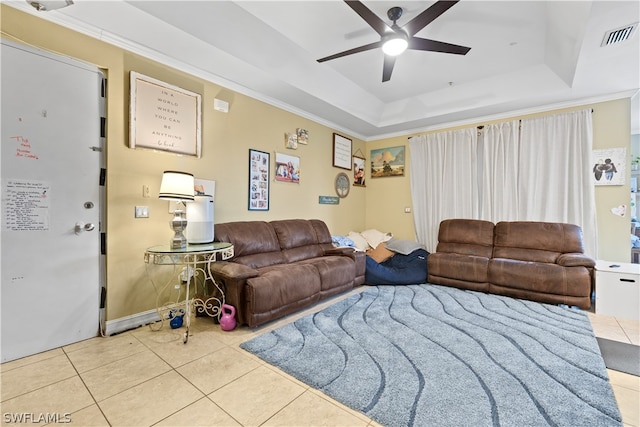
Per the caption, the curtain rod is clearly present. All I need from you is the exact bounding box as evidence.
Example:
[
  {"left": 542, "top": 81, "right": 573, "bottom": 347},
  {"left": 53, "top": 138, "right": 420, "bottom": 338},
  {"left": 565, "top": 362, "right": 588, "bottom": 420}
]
[
  {"left": 475, "top": 109, "right": 594, "bottom": 130},
  {"left": 408, "top": 109, "right": 595, "bottom": 136}
]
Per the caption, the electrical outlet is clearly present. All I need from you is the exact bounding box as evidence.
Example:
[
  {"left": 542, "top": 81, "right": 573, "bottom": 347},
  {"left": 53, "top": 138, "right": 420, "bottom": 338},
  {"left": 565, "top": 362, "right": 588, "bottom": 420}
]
[
  {"left": 135, "top": 206, "right": 149, "bottom": 218},
  {"left": 142, "top": 184, "right": 150, "bottom": 198}
]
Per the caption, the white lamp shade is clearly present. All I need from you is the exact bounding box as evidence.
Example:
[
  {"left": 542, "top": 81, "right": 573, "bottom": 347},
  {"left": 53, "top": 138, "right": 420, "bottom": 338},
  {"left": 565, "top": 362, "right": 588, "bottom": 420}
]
[{"left": 159, "top": 171, "right": 195, "bottom": 201}]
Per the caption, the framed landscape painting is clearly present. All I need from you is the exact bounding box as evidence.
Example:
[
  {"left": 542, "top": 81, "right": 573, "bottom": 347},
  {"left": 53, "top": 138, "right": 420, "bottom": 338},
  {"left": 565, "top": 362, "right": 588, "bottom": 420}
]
[{"left": 370, "top": 146, "right": 405, "bottom": 178}]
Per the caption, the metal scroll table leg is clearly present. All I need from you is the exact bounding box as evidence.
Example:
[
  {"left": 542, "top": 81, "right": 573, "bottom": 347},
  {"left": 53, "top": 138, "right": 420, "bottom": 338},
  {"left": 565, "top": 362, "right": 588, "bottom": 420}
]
[{"left": 183, "top": 255, "right": 195, "bottom": 344}]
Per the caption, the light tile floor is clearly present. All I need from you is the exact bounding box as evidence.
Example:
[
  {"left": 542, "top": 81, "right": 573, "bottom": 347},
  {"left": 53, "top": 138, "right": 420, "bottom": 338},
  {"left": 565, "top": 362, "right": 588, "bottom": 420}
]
[{"left": 1, "top": 288, "right": 639, "bottom": 427}]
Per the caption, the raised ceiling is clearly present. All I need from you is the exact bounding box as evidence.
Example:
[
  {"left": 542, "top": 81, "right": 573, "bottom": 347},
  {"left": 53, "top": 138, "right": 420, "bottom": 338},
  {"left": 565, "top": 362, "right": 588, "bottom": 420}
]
[{"left": 10, "top": 0, "right": 639, "bottom": 140}]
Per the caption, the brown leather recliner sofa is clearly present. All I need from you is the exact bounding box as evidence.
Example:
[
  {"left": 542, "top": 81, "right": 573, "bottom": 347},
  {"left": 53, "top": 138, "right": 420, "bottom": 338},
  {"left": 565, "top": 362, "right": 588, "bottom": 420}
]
[
  {"left": 208, "top": 219, "right": 366, "bottom": 327},
  {"left": 427, "top": 219, "right": 595, "bottom": 309}
]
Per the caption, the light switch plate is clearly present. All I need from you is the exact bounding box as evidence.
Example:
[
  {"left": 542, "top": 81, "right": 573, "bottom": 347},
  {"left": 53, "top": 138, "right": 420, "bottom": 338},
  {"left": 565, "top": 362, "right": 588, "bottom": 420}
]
[{"left": 135, "top": 206, "right": 149, "bottom": 218}]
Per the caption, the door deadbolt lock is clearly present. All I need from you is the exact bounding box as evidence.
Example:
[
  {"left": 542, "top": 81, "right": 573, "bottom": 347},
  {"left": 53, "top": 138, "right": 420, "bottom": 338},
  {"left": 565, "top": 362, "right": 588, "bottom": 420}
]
[{"left": 84, "top": 201, "right": 94, "bottom": 209}]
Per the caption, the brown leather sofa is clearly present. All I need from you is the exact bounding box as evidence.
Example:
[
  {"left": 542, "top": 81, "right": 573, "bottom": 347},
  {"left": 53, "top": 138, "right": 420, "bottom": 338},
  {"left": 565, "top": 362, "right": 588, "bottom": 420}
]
[
  {"left": 208, "top": 219, "right": 366, "bottom": 327},
  {"left": 427, "top": 219, "right": 595, "bottom": 309}
]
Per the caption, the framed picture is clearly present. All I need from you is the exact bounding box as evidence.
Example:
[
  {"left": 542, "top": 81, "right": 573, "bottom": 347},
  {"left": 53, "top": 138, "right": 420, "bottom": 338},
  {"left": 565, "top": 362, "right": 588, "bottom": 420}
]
[
  {"left": 371, "top": 146, "right": 405, "bottom": 178},
  {"left": 129, "top": 72, "right": 202, "bottom": 157},
  {"left": 285, "top": 132, "right": 298, "bottom": 149},
  {"left": 592, "top": 148, "right": 625, "bottom": 186},
  {"left": 248, "top": 149, "right": 270, "bottom": 211},
  {"left": 333, "top": 133, "right": 352, "bottom": 170},
  {"left": 353, "top": 155, "right": 366, "bottom": 187},
  {"left": 297, "top": 128, "right": 309, "bottom": 145},
  {"left": 275, "top": 152, "right": 300, "bottom": 183}
]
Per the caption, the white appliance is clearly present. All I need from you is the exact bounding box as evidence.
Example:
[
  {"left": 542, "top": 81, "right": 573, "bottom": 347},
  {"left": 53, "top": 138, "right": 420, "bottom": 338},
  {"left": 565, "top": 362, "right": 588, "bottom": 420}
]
[{"left": 186, "top": 195, "right": 214, "bottom": 244}]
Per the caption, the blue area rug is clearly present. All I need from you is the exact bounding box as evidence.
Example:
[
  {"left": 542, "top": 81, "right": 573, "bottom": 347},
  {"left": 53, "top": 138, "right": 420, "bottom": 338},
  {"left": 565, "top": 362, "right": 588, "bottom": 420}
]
[{"left": 241, "top": 284, "right": 622, "bottom": 427}]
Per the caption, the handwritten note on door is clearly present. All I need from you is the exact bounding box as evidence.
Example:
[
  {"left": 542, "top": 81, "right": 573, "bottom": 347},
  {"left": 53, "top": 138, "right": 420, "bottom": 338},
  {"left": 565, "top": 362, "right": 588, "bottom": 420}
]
[
  {"left": 3, "top": 179, "right": 50, "bottom": 231},
  {"left": 11, "top": 135, "right": 39, "bottom": 160}
]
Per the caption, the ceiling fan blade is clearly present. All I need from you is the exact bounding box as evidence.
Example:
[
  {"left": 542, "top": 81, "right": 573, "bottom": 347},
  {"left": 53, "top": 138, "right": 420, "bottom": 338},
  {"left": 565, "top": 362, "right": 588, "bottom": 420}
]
[
  {"left": 403, "top": 0, "right": 460, "bottom": 37},
  {"left": 382, "top": 55, "right": 396, "bottom": 82},
  {"left": 317, "top": 41, "right": 382, "bottom": 62},
  {"left": 344, "top": 0, "right": 390, "bottom": 37},
  {"left": 408, "top": 37, "right": 471, "bottom": 55}
]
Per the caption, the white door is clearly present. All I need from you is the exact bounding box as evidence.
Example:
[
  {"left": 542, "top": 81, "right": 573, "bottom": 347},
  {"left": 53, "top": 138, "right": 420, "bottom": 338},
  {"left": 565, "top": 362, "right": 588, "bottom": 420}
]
[{"left": 1, "top": 40, "right": 104, "bottom": 362}]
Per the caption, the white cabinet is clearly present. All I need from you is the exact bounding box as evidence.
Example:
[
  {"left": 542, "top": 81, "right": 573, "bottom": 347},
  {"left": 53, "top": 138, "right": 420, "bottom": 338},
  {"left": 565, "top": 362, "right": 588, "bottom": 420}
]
[{"left": 595, "top": 260, "right": 640, "bottom": 319}]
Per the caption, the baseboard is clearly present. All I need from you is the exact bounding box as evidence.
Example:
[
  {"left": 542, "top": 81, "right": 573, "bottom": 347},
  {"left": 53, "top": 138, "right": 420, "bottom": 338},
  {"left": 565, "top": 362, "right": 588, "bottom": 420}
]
[{"left": 105, "top": 308, "right": 161, "bottom": 336}]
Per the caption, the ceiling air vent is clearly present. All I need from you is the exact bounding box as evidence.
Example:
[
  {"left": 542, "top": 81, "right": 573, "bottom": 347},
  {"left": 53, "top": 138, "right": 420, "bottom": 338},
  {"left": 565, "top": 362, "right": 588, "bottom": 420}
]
[{"left": 601, "top": 22, "right": 638, "bottom": 46}]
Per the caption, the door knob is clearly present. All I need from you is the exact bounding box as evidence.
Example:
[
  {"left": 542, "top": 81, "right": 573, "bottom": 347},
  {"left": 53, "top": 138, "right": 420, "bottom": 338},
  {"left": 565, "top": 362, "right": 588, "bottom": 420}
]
[{"left": 75, "top": 222, "right": 95, "bottom": 234}]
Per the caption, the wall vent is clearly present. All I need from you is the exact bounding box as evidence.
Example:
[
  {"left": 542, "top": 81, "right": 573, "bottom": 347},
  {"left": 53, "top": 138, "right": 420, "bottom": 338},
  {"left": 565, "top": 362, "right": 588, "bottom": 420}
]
[{"left": 601, "top": 22, "right": 638, "bottom": 46}]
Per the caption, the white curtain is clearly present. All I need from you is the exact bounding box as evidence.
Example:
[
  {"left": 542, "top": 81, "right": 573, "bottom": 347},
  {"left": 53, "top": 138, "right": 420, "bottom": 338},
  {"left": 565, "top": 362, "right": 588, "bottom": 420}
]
[
  {"left": 409, "top": 128, "right": 477, "bottom": 252},
  {"left": 409, "top": 109, "right": 597, "bottom": 257},
  {"left": 519, "top": 109, "right": 597, "bottom": 256},
  {"left": 479, "top": 120, "right": 520, "bottom": 222}
]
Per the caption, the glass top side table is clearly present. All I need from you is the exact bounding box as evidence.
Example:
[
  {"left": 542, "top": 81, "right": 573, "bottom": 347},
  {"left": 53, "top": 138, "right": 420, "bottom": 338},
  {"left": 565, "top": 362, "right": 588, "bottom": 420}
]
[{"left": 144, "top": 242, "right": 234, "bottom": 343}]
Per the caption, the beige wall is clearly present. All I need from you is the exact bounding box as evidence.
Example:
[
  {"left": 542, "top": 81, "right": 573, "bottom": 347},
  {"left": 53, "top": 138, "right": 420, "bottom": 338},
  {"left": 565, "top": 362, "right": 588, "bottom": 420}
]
[
  {"left": 592, "top": 99, "right": 632, "bottom": 262},
  {"left": 366, "top": 99, "right": 632, "bottom": 261},
  {"left": 1, "top": 5, "right": 366, "bottom": 320},
  {"left": 2, "top": 5, "right": 632, "bottom": 323}
]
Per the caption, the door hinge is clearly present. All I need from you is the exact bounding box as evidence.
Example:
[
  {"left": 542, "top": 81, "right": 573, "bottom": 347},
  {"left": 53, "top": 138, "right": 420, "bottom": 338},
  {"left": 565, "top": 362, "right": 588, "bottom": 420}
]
[
  {"left": 100, "top": 286, "right": 107, "bottom": 309},
  {"left": 100, "top": 232, "right": 106, "bottom": 255}
]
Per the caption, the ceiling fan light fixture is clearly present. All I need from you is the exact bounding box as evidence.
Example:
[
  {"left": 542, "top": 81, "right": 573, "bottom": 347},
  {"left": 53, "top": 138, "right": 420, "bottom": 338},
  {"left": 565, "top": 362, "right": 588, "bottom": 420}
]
[{"left": 382, "top": 33, "right": 408, "bottom": 56}]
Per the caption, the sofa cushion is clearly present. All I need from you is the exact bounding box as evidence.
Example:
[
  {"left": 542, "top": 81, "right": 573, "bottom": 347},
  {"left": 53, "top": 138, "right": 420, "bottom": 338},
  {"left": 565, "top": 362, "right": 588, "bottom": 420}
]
[
  {"left": 367, "top": 243, "right": 395, "bottom": 263},
  {"left": 360, "top": 228, "right": 393, "bottom": 249},
  {"left": 272, "top": 219, "right": 317, "bottom": 248},
  {"left": 428, "top": 252, "right": 490, "bottom": 283},
  {"left": 347, "top": 231, "right": 370, "bottom": 251},
  {"left": 309, "top": 219, "right": 334, "bottom": 246},
  {"left": 245, "top": 263, "right": 321, "bottom": 314},
  {"left": 493, "top": 221, "right": 585, "bottom": 262},
  {"left": 272, "top": 219, "right": 324, "bottom": 262},
  {"left": 215, "top": 221, "right": 285, "bottom": 268},
  {"left": 300, "top": 255, "right": 355, "bottom": 292},
  {"left": 385, "top": 239, "right": 425, "bottom": 255},
  {"left": 436, "top": 219, "right": 495, "bottom": 258},
  {"left": 488, "top": 258, "right": 591, "bottom": 297}
]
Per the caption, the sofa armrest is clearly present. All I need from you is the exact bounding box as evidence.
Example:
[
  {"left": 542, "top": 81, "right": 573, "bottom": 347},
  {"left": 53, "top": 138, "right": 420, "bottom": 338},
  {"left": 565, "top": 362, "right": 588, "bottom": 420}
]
[
  {"left": 209, "top": 261, "right": 260, "bottom": 326},
  {"left": 208, "top": 261, "right": 259, "bottom": 281},
  {"left": 557, "top": 253, "right": 596, "bottom": 268}
]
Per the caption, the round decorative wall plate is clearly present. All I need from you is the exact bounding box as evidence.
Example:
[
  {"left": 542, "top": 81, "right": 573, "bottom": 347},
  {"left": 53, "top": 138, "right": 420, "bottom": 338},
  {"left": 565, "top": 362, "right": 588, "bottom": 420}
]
[{"left": 335, "top": 172, "right": 350, "bottom": 198}]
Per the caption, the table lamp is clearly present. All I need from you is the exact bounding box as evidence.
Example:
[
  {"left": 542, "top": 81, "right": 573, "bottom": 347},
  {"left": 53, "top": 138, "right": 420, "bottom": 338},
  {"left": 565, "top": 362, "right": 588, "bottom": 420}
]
[{"left": 159, "top": 171, "right": 194, "bottom": 249}]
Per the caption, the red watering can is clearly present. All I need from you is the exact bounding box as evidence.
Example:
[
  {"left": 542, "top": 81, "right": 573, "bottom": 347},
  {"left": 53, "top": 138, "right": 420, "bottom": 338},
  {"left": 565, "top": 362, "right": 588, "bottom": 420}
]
[{"left": 219, "top": 304, "right": 236, "bottom": 331}]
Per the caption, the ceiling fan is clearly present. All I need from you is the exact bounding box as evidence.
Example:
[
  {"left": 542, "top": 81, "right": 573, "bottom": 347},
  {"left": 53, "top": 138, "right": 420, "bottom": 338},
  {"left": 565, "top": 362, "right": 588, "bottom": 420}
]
[{"left": 317, "top": 0, "right": 471, "bottom": 82}]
